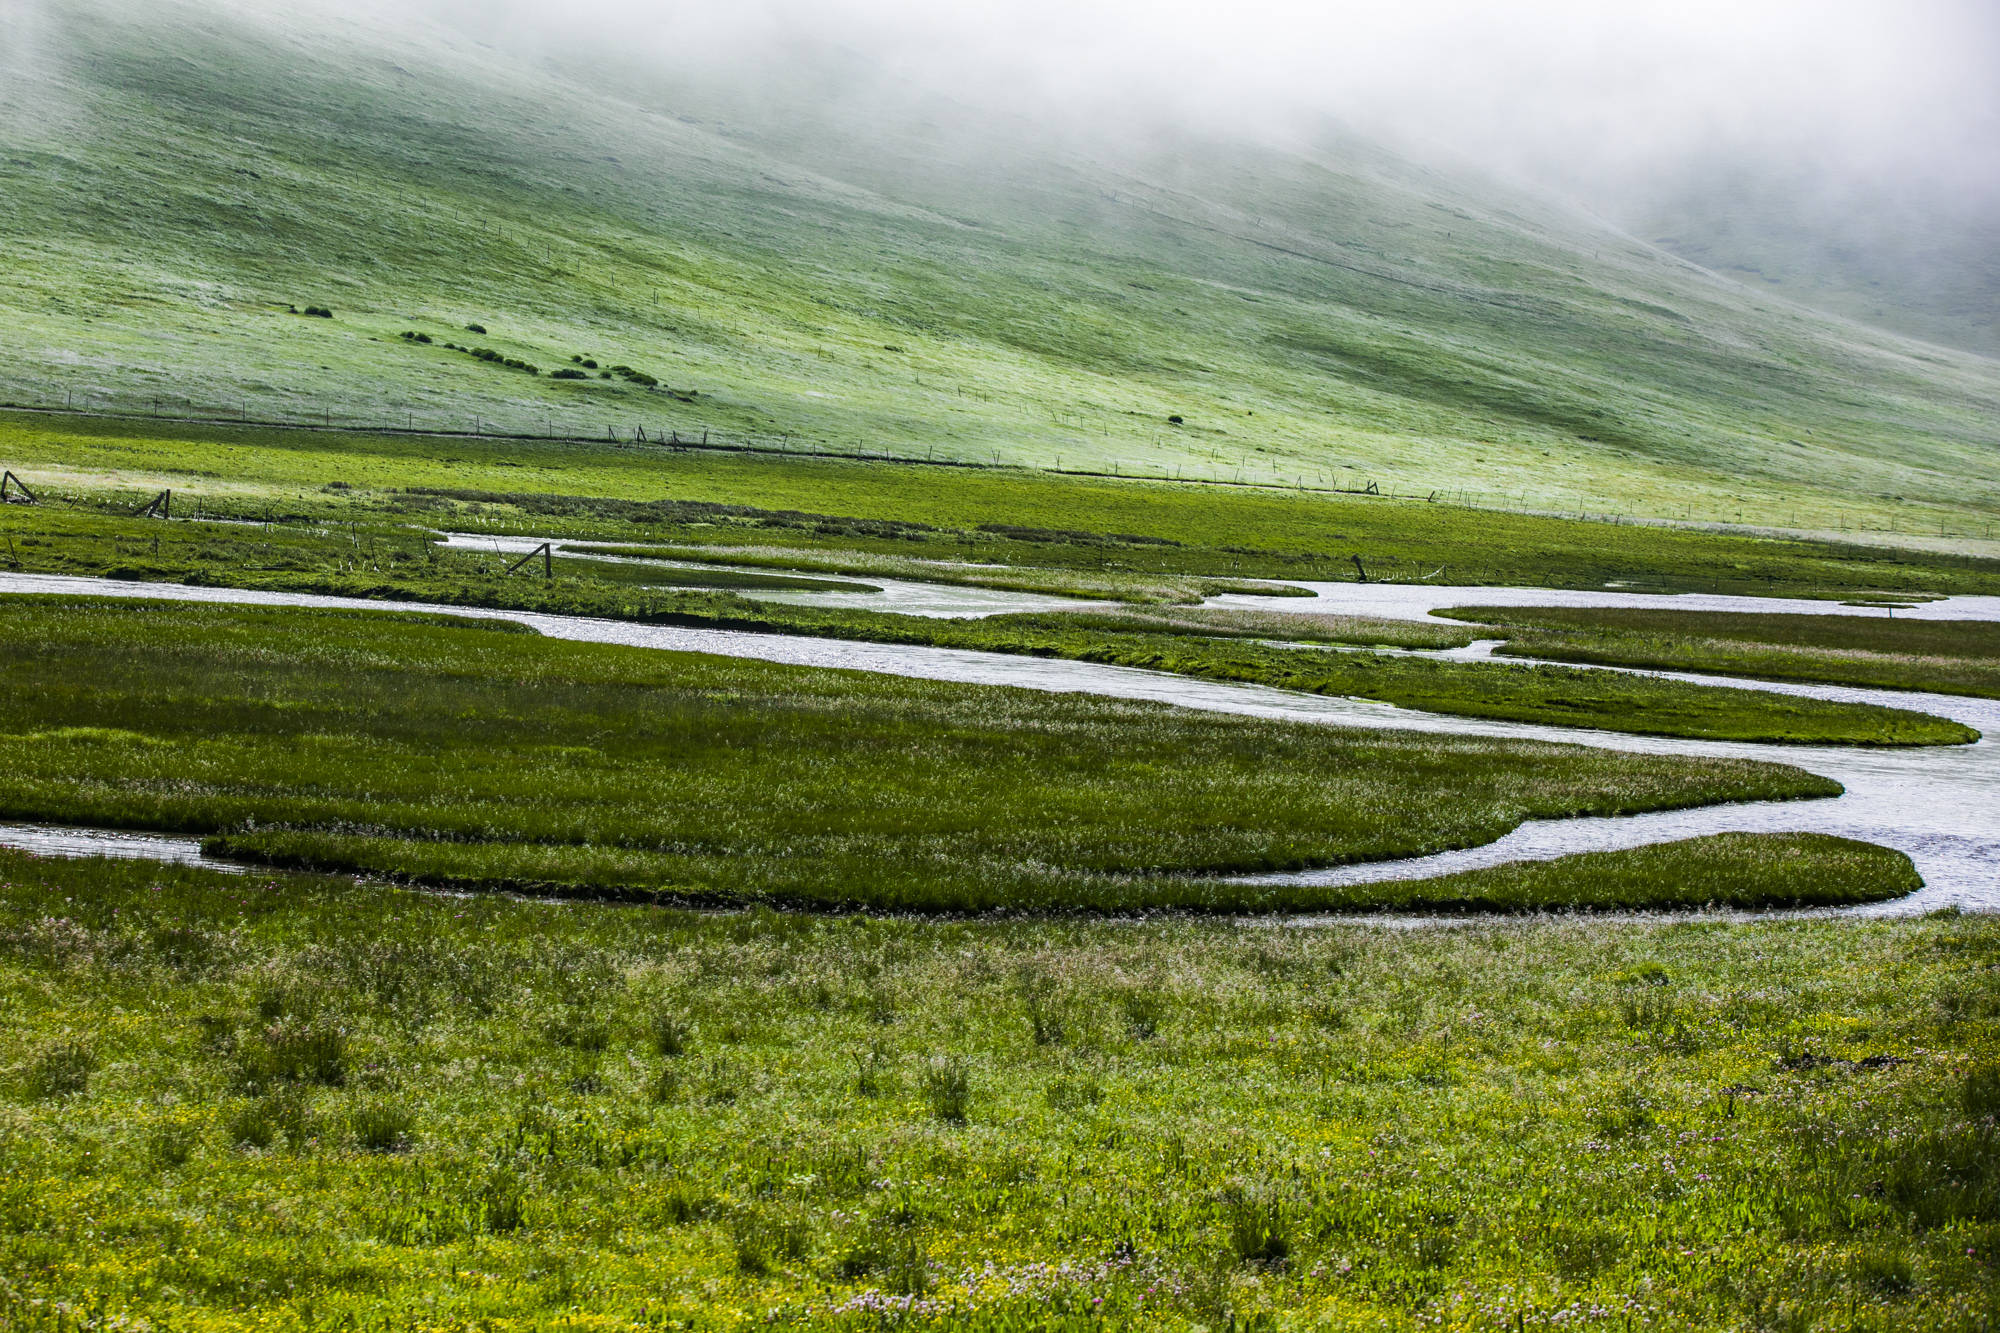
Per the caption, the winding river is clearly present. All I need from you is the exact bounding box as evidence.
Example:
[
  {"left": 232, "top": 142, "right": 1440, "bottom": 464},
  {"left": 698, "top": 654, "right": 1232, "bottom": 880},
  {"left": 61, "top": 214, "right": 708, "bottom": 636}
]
[{"left": 0, "top": 571, "right": 1994, "bottom": 915}]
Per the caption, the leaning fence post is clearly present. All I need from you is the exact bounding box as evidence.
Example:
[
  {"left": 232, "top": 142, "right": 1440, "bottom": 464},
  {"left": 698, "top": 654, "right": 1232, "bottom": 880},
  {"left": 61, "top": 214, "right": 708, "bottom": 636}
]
[{"left": 505, "top": 542, "right": 553, "bottom": 579}]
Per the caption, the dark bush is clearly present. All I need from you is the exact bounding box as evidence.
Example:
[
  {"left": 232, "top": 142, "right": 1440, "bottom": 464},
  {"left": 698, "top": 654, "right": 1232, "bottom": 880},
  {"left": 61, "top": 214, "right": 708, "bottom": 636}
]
[
  {"left": 302, "top": 306, "right": 333, "bottom": 319},
  {"left": 1967, "top": 1064, "right": 2000, "bottom": 1118},
  {"left": 1167, "top": 414, "right": 1184, "bottom": 425},
  {"left": 545, "top": 1009, "right": 610, "bottom": 1051},
  {"left": 399, "top": 331, "right": 433, "bottom": 344},
  {"left": 1226, "top": 1190, "right": 1291, "bottom": 1267},
  {"left": 465, "top": 323, "right": 486, "bottom": 334},
  {"left": 551, "top": 368, "right": 588, "bottom": 380}
]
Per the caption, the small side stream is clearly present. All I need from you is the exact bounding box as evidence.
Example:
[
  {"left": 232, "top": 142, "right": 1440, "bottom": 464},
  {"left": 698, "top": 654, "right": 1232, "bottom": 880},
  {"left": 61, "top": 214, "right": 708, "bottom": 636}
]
[{"left": 0, "top": 572, "right": 1993, "bottom": 915}]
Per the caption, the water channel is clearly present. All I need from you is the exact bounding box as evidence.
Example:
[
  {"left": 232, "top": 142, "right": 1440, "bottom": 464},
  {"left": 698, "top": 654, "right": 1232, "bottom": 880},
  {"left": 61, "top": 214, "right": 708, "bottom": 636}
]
[{"left": 0, "top": 571, "right": 1993, "bottom": 915}]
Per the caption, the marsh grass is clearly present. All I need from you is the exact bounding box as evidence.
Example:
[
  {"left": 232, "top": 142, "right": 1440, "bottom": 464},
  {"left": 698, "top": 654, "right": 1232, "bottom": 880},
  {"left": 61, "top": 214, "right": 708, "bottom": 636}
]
[
  {"left": 920, "top": 1057, "right": 972, "bottom": 1123},
  {"left": 0, "top": 849, "right": 1994, "bottom": 1328},
  {"left": 0, "top": 598, "right": 1889, "bottom": 913},
  {"left": 646, "top": 1007, "right": 691, "bottom": 1057},
  {"left": 349, "top": 1098, "right": 415, "bottom": 1152},
  {"left": 8, "top": 412, "right": 2000, "bottom": 610},
  {"left": 1443, "top": 605, "right": 2000, "bottom": 699},
  {"left": 0, "top": 505, "right": 1976, "bottom": 743}
]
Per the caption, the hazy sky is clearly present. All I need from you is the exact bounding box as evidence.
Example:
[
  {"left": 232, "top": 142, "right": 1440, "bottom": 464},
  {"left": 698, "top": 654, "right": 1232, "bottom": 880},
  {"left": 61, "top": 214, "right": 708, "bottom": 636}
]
[
  {"left": 14, "top": 0, "right": 1998, "bottom": 216},
  {"left": 436, "top": 0, "right": 2000, "bottom": 209}
]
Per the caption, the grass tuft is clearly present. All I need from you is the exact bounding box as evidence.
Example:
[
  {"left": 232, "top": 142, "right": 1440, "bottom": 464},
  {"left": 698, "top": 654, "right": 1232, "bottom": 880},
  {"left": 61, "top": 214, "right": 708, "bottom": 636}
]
[{"left": 22, "top": 1038, "right": 96, "bottom": 1100}]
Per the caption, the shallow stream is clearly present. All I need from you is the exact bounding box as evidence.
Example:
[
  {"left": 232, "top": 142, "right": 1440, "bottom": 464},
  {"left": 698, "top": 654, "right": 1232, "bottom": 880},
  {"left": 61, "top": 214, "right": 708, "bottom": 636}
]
[{"left": 1, "top": 571, "right": 1993, "bottom": 914}]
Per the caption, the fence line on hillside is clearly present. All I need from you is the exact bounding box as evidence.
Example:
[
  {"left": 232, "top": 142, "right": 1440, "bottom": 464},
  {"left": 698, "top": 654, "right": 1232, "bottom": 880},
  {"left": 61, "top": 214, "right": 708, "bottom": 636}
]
[{"left": 3, "top": 392, "right": 1996, "bottom": 547}]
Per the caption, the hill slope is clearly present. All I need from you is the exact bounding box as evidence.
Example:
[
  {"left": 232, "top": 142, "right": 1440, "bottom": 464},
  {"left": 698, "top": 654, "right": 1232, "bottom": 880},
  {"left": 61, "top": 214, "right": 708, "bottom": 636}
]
[{"left": 2, "top": 0, "right": 1997, "bottom": 532}]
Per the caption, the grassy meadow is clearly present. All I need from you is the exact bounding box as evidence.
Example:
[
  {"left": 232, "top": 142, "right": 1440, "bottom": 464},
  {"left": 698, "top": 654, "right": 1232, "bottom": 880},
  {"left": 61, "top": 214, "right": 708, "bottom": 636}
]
[
  {"left": 0, "top": 597, "right": 1878, "bottom": 913},
  {"left": 1, "top": 850, "right": 1994, "bottom": 1330},
  {"left": 1442, "top": 606, "right": 2000, "bottom": 699},
  {"left": 6, "top": 6, "right": 2000, "bottom": 1329}
]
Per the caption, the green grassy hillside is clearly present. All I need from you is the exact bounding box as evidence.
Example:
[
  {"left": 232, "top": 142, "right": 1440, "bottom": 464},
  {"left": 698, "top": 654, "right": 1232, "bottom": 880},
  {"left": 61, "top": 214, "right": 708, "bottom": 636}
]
[{"left": 2, "top": 0, "right": 1997, "bottom": 534}]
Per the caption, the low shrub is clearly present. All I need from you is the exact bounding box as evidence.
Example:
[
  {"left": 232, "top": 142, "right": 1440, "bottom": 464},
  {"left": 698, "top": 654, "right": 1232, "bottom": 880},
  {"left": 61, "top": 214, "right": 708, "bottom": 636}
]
[
  {"left": 550, "top": 368, "right": 588, "bottom": 380},
  {"left": 1966, "top": 1064, "right": 2000, "bottom": 1119},
  {"left": 227, "top": 1088, "right": 312, "bottom": 1150},
  {"left": 301, "top": 306, "right": 333, "bottom": 318},
  {"left": 226, "top": 1098, "right": 277, "bottom": 1150},
  {"left": 477, "top": 1170, "right": 524, "bottom": 1233},
  {"left": 238, "top": 1016, "right": 347, "bottom": 1089},
  {"left": 464, "top": 323, "right": 486, "bottom": 334},
  {"left": 1225, "top": 1188, "right": 1291, "bottom": 1267},
  {"left": 1122, "top": 989, "right": 1166, "bottom": 1040},
  {"left": 854, "top": 1044, "right": 893, "bottom": 1098},
  {"left": 545, "top": 1009, "right": 609, "bottom": 1052},
  {"left": 731, "top": 1208, "right": 812, "bottom": 1275},
  {"left": 1852, "top": 1248, "right": 1915, "bottom": 1296},
  {"left": 1045, "top": 1073, "right": 1103, "bottom": 1111},
  {"left": 399, "top": 331, "right": 433, "bottom": 344},
  {"left": 148, "top": 1117, "right": 202, "bottom": 1167}
]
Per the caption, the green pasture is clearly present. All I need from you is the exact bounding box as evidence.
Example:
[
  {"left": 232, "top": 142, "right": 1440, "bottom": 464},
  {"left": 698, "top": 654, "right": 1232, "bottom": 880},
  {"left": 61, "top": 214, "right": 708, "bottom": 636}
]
[
  {"left": 3, "top": 2, "right": 1999, "bottom": 536},
  {"left": 0, "top": 851, "right": 1992, "bottom": 1329}
]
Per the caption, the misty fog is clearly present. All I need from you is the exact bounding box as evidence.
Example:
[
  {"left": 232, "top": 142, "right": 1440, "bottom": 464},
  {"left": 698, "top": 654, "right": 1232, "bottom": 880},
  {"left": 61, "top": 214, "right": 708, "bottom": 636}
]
[{"left": 8, "top": 0, "right": 1997, "bottom": 349}]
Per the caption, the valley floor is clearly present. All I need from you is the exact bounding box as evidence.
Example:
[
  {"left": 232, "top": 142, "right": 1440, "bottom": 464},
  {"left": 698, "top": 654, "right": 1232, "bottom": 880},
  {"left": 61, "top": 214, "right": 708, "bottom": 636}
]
[{"left": 2, "top": 415, "right": 1997, "bottom": 1328}]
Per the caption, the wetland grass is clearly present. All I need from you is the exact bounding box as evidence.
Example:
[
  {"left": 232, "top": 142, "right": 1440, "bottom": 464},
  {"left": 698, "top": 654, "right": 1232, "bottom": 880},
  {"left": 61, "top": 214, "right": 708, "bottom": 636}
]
[
  {"left": 1442, "top": 604, "right": 2000, "bottom": 698},
  {"left": 7, "top": 411, "right": 2000, "bottom": 599},
  {"left": 0, "top": 598, "right": 1875, "bottom": 913},
  {"left": 0, "top": 849, "right": 1991, "bottom": 1328},
  {"left": 0, "top": 505, "right": 1970, "bottom": 744}
]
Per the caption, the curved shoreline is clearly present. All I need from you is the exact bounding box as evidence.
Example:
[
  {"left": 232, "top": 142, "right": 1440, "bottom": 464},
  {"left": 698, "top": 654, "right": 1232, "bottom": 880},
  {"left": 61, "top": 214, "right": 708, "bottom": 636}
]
[{"left": 0, "top": 571, "right": 1993, "bottom": 915}]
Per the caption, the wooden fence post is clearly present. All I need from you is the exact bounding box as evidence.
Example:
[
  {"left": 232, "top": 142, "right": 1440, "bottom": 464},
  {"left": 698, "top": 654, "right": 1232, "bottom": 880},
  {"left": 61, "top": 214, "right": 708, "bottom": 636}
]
[{"left": 505, "top": 542, "right": 553, "bottom": 579}]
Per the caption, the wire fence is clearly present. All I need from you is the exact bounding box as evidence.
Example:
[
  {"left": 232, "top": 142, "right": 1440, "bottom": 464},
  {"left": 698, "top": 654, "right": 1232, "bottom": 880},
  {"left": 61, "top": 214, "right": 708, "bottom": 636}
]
[{"left": 5, "top": 391, "right": 1998, "bottom": 548}]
